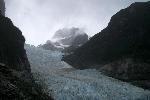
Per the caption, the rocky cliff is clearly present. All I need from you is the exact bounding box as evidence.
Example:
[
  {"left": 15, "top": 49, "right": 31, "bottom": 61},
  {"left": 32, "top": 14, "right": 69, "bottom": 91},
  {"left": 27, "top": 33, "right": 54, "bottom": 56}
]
[
  {"left": 63, "top": 1, "right": 150, "bottom": 89},
  {"left": 0, "top": 0, "right": 5, "bottom": 16},
  {"left": 0, "top": 2, "right": 52, "bottom": 99}
]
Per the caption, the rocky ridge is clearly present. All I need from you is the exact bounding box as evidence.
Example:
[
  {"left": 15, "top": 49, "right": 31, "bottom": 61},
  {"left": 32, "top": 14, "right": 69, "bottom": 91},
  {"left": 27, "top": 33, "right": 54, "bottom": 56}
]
[{"left": 63, "top": 1, "right": 150, "bottom": 89}]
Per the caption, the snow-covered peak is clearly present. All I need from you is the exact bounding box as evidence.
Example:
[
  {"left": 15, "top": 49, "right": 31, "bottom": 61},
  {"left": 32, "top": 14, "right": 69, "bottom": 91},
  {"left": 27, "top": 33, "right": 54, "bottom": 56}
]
[
  {"left": 52, "top": 27, "right": 86, "bottom": 40},
  {"left": 39, "top": 27, "right": 88, "bottom": 52},
  {"left": 52, "top": 27, "right": 88, "bottom": 47}
]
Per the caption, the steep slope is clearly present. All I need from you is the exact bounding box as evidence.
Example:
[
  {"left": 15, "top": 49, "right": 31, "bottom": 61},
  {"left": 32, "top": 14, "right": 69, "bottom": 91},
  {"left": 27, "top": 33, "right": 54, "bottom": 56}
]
[
  {"left": 0, "top": 0, "right": 5, "bottom": 16},
  {"left": 63, "top": 1, "right": 150, "bottom": 89},
  {"left": 0, "top": 10, "right": 51, "bottom": 100},
  {"left": 63, "top": 33, "right": 89, "bottom": 54}
]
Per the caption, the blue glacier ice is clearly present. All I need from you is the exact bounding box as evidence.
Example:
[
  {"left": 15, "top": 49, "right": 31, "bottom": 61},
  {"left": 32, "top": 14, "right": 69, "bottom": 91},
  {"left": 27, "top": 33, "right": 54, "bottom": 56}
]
[{"left": 25, "top": 44, "right": 150, "bottom": 100}]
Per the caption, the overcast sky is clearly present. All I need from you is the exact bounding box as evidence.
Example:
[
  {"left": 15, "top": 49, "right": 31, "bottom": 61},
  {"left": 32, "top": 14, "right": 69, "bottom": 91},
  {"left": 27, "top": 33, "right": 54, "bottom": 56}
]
[{"left": 4, "top": 0, "right": 149, "bottom": 45}]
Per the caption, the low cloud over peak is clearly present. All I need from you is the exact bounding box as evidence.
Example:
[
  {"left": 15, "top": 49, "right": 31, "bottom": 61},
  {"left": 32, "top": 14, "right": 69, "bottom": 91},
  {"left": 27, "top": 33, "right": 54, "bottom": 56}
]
[{"left": 4, "top": 0, "right": 149, "bottom": 45}]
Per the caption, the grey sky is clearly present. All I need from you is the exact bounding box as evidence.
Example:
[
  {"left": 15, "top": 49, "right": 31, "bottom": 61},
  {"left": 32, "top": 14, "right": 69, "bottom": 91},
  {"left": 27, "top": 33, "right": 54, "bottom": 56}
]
[{"left": 4, "top": 0, "right": 149, "bottom": 45}]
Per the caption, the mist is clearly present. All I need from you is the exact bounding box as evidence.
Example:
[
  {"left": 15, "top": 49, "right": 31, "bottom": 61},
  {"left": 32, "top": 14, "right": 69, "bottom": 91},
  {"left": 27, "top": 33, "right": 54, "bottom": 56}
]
[{"left": 4, "top": 0, "right": 149, "bottom": 45}]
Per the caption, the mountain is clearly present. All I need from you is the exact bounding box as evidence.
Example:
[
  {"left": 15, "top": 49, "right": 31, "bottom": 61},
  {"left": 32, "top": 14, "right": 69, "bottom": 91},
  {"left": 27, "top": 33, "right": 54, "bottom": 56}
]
[
  {"left": 39, "top": 27, "right": 88, "bottom": 53},
  {"left": 53, "top": 27, "right": 88, "bottom": 47},
  {"left": 0, "top": 3, "right": 52, "bottom": 100},
  {"left": 63, "top": 1, "right": 150, "bottom": 89}
]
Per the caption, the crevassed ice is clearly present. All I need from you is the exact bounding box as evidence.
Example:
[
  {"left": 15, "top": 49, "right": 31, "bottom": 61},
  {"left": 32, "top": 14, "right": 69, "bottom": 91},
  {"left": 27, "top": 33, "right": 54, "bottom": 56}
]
[{"left": 25, "top": 45, "right": 150, "bottom": 100}]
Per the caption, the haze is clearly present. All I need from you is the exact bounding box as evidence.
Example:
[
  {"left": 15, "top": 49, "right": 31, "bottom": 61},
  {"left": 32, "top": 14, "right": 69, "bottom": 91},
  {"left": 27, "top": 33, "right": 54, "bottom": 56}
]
[{"left": 4, "top": 0, "right": 149, "bottom": 46}]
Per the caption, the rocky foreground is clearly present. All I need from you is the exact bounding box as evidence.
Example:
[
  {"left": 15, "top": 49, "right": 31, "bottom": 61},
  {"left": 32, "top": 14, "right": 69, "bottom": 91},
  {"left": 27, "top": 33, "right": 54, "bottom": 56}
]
[{"left": 0, "top": 1, "right": 52, "bottom": 99}]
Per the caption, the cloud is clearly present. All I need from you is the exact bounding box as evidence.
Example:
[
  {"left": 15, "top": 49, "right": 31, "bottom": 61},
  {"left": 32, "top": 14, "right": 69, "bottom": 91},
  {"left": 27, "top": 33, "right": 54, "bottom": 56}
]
[{"left": 4, "top": 0, "right": 149, "bottom": 45}]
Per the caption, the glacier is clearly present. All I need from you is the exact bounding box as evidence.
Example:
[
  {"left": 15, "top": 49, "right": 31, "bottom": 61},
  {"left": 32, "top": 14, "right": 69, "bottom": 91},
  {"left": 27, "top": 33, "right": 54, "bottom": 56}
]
[{"left": 25, "top": 44, "right": 150, "bottom": 100}]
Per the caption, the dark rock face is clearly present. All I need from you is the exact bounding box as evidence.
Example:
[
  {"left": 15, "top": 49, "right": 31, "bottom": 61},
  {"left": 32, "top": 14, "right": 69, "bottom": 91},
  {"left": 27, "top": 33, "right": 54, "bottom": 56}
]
[
  {"left": 0, "top": 11, "right": 52, "bottom": 100},
  {"left": 63, "top": 33, "right": 88, "bottom": 54},
  {"left": 100, "top": 58, "right": 150, "bottom": 89},
  {"left": 0, "top": 15, "right": 30, "bottom": 72},
  {"left": 71, "top": 33, "right": 88, "bottom": 47},
  {"left": 63, "top": 2, "right": 150, "bottom": 89},
  {"left": 0, "top": 0, "right": 5, "bottom": 16}
]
